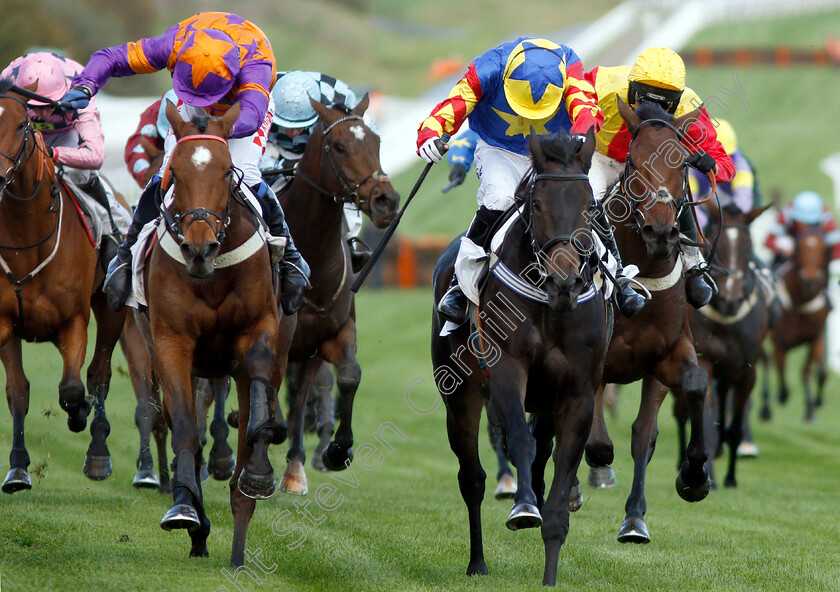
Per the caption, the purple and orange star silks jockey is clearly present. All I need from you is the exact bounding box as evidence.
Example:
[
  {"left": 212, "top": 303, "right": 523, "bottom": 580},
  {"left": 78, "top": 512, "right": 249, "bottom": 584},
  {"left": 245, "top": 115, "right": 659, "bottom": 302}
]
[
  {"left": 71, "top": 12, "right": 276, "bottom": 139},
  {"left": 585, "top": 65, "right": 735, "bottom": 183},
  {"left": 417, "top": 37, "right": 602, "bottom": 156}
]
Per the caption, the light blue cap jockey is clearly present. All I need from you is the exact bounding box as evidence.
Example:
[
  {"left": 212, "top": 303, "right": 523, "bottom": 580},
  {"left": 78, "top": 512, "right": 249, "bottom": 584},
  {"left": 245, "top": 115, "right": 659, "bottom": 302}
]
[
  {"left": 791, "top": 191, "right": 825, "bottom": 225},
  {"left": 156, "top": 89, "right": 179, "bottom": 139}
]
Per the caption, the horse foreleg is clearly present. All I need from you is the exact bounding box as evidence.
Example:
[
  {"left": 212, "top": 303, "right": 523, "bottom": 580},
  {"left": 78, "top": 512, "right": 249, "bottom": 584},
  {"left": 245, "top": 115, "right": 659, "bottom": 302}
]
[
  {"left": 310, "top": 363, "right": 335, "bottom": 472},
  {"left": 489, "top": 401, "right": 515, "bottom": 499},
  {"left": 280, "top": 355, "right": 322, "bottom": 495},
  {"left": 56, "top": 315, "right": 90, "bottom": 433},
  {"left": 318, "top": 317, "right": 360, "bottom": 472},
  {"left": 541, "top": 386, "right": 594, "bottom": 587},
  {"left": 773, "top": 340, "right": 790, "bottom": 405},
  {"left": 0, "top": 336, "right": 32, "bottom": 493},
  {"left": 193, "top": 378, "right": 213, "bottom": 483},
  {"left": 444, "top": 385, "right": 488, "bottom": 576},
  {"left": 724, "top": 367, "right": 755, "bottom": 488},
  {"left": 585, "top": 382, "right": 616, "bottom": 489},
  {"left": 758, "top": 348, "right": 772, "bottom": 421},
  {"left": 230, "top": 377, "right": 257, "bottom": 568},
  {"left": 489, "top": 357, "right": 539, "bottom": 531},
  {"left": 618, "top": 375, "right": 668, "bottom": 544},
  {"left": 529, "top": 412, "right": 554, "bottom": 510},
  {"left": 802, "top": 333, "right": 825, "bottom": 422},
  {"left": 208, "top": 377, "right": 236, "bottom": 481},
  {"left": 83, "top": 293, "right": 124, "bottom": 480}
]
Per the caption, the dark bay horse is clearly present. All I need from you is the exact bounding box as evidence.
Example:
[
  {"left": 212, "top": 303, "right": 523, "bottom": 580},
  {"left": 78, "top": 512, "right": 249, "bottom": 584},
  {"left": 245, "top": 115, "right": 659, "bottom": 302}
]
[
  {"left": 0, "top": 82, "right": 122, "bottom": 492},
  {"left": 276, "top": 95, "right": 398, "bottom": 494},
  {"left": 585, "top": 99, "right": 711, "bottom": 543},
  {"left": 432, "top": 129, "right": 607, "bottom": 586},
  {"left": 770, "top": 227, "right": 830, "bottom": 422},
  {"left": 677, "top": 202, "right": 771, "bottom": 488},
  {"left": 138, "top": 101, "right": 294, "bottom": 565}
]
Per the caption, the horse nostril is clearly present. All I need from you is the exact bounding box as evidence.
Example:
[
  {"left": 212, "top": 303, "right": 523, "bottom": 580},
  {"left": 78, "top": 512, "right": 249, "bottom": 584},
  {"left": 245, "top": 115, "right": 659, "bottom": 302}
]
[
  {"left": 668, "top": 226, "right": 680, "bottom": 242},
  {"left": 641, "top": 225, "right": 656, "bottom": 241},
  {"left": 199, "top": 242, "right": 221, "bottom": 262}
]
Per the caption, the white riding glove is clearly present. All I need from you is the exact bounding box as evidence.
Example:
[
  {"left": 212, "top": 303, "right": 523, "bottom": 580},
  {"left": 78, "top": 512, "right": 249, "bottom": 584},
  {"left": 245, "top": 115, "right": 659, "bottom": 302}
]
[{"left": 419, "top": 137, "right": 445, "bottom": 164}]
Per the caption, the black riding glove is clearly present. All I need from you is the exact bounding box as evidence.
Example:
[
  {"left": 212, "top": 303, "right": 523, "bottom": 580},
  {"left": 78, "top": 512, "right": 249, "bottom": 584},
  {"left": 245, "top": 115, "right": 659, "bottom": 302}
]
[
  {"left": 687, "top": 150, "right": 716, "bottom": 174},
  {"left": 448, "top": 163, "right": 467, "bottom": 188}
]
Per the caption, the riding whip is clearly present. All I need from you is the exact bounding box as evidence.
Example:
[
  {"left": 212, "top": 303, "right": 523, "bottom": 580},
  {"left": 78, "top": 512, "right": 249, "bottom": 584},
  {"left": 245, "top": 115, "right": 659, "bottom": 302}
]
[
  {"left": 351, "top": 133, "right": 450, "bottom": 292},
  {"left": 9, "top": 84, "right": 72, "bottom": 112}
]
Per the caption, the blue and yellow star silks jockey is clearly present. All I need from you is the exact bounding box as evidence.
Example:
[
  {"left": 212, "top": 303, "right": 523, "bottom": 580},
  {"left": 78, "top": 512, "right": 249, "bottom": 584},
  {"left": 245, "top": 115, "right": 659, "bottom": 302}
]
[
  {"left": 417, "top": 37, "right": 603, "bottom": 156},
  {"left": 71, "top": 11, "right": 276, "bottom": 139}
]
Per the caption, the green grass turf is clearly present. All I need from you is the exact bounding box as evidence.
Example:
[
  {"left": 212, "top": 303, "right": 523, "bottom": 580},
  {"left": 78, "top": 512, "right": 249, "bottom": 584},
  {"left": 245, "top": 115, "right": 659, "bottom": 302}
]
[{"left": 0, "top": 289, "right": 839, "bottom": 591}]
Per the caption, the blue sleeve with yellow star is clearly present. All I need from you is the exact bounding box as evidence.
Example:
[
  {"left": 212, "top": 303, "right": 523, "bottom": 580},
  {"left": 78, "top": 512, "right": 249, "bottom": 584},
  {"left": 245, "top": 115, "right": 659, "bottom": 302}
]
[{"left": 447, "top": 129, "right": 480, "bottom": 172}]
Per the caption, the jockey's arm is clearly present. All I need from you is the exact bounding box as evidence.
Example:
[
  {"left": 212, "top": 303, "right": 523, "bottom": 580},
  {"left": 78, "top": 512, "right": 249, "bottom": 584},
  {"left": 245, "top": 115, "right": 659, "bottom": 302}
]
[
  {"left": 417, "top": 64, "right": 481, "bottom": 148},
  {"left": 52, "top": 101, "right": 105, "bottom": 170},
  {"left": 683, "top": 104, "right": 735, "bottom": 183}
]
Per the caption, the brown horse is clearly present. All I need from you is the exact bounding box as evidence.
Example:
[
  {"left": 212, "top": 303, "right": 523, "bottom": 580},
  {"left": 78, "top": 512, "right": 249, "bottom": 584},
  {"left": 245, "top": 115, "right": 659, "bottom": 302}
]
[
  {"left": 0, "top": 81, "right": 123, "bottom": 492},
  {"left": 676, "top": 202, "right": 772, "bottom": 488},
  {"left": 276, "top": 96, "right": 399, "bottom": 494},
  {"left": 433, "top": 129, "right": 607, "bottom": 586},
  {"left": 585, "top": 99, "right": 711, "bottom": 543},
  {"left": 138, "top": 100, "right": 294, "bottom": 565},
  {"left": 769, "top": 227, "right": 830, "bottom": 422}
]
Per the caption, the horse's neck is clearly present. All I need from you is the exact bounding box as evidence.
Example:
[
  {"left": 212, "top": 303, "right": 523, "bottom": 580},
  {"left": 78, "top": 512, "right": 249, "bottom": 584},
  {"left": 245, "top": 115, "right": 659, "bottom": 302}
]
[{"left": 0, "top": 160, "right": 56, "bottom": 239}]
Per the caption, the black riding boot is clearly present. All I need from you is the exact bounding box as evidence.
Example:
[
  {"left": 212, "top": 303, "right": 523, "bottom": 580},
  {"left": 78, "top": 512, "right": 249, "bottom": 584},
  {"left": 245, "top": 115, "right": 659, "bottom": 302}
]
[
  {"left": 103, "top": 179, "right": 161, "bottom": 312},
  {"left": 347, "top": 237, "right": 372, "bottom": 274},
  {"left": 678, "top": 208, "right": 714, "bottom": 308},
  {"left": 591, "top": 201, "right": 646, "bottom": 318},
  {"left": 79, "top": 176, "right": 120, "bottom": 272},
  {"left": 251, "top": 183, "right": 310, "bottom": 316},
  {"left": 438, "top": 206, "right": 503, "bottom": 325}
]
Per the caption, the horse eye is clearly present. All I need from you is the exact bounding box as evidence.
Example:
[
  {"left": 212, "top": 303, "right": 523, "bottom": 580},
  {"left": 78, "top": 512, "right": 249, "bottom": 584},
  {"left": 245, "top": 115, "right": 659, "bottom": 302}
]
[
  {"left": 333, "top": 142, "right": 345, "bottom": 154},
  {"left": 533, "top": 200, "right": 542, "bottom": 213}
]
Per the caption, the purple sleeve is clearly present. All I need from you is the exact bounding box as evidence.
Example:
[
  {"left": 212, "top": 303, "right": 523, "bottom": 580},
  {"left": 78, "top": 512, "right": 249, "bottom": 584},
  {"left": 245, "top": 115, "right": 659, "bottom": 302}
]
[
  {"left": 230, "top": 60, "right": 273, "bottom": 138},
  {"left": 72, "top": 25, "right": 179, "bottom": 95}
]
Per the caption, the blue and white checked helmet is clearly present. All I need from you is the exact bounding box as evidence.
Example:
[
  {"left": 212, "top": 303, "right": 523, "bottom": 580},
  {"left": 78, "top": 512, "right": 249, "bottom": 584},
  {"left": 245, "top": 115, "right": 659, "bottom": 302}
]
[{"left": 272, "top": 71, "right": 321, "bottom": 129}]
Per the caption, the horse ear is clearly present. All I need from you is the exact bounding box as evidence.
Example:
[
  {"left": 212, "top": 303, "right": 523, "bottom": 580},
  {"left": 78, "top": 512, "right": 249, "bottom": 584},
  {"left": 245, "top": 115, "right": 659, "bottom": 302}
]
[
  {"left": 616, "top": 95, "right": 641, "bottom": 135},
  {"left": 219, "top": 101, "right": 241, "bottom": 138},
  {"left": 351, "top": 93, "right": 370, "bottom": 116},
  {"left": 310, "top": 97, "right": 329, "bottom": 123},
  {"left": 673, "top": 104, "right": 703, "bottom": 136},
  {"left": 576, "top": 127, "right": 596, "bottom": 171},
  {"left": 745, "top": 203, "right": 772, "bottom": 226},
  {"left": 528, "top": 126, "right": 545, "bottom": 171},
  {"left": 165, "top": 99, "right": 186, "bottom": 138}
]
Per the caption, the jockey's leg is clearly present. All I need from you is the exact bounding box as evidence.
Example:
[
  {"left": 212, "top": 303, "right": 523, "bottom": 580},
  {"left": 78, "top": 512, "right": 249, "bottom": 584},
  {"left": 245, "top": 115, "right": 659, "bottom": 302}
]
[
  {"left": 343, "top": 202, "right": 370, "bottom": 274},
  {"left": 588, "top": 152, "right": 645, "bottom": 318},
  {"left": 250, "top": 181, "right": 311, "bottom": 316},
  {"left": 590, "top": 200, "right": 646, "bottom": 318},
  {"left": 438, "top": 205, "right": 503, "bottom": 325},
  {"left": 103, "top": 178, "right": 161, "bottom": 312},
  {"left": 677, "top": 207, "right": 714, "bottom": 308},
  {"left": 78, "top": 175, "right": 120, "bottom": 271}
]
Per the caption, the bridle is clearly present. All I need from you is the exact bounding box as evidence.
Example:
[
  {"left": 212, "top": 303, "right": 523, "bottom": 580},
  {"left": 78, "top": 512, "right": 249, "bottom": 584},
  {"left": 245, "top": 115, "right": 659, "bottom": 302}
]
[
  {"left": 0, "top": 94, "right": 53, "bottom": 202},
  {"left": 295, "top": 113, "right": 390, "bottom": 209},
  {"left": 518, "top": 171, "right": 593, "bottom": 280},
  {"left": 619, "top": 118, "right": 690, "bottom": 233},
  {"left": 160, "top": 134, "right": 238, "bottom": 246}
]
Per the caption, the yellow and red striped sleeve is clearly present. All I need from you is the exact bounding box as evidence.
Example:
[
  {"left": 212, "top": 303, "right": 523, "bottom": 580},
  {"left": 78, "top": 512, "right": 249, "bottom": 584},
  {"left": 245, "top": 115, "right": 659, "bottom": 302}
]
[
  {"left": 417, "top": 63, "right": 482, "bottom": 148},
  {"left": 563, "top": 61, "right": 602, "bottom": 135}
]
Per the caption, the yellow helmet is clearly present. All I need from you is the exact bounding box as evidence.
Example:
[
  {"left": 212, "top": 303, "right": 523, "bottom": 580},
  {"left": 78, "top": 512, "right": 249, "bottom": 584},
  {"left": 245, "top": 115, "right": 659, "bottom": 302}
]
[
  {"left": 503, "top": 38, "right": 565, "bottom": 120},
  {"left": 629, "top": 47, "right": 686, "bottom": 91},
  {"left": 714, "top": 118, "right": 738, "bottom": 154}
]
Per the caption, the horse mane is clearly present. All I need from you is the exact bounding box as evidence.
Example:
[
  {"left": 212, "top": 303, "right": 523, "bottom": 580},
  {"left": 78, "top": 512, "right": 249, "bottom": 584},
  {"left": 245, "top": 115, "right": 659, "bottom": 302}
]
[
  {"left": 191, "top": 111, "right": 210, "bottom": 133},
  {"left": 515, "top": 132, "right": 580, "bottom": 199},
  {"left": 634, "top": 99, "right": 674, "bottom": 126}
]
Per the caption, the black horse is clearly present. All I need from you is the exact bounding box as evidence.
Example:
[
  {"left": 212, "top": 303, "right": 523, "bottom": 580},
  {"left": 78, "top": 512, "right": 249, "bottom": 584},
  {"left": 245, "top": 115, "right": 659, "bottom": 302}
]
[{"left": 432, "top": 129, "right": 608, "bottom": 586}]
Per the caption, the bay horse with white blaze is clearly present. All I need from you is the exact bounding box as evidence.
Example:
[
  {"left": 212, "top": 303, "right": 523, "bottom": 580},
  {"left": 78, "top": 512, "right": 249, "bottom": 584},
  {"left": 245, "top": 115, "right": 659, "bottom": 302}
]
[
  {"left": 138, "top": 101, "right": 294, "bottom": 566},
  {"left": 433, "top": 129, "right": 607, "bottom": 586},
  {"left": 585, "top": 99, "right": 711, "bottom": 544},
  {"left": 276, "top": 95, "right": 399, "bottom": 494},
  {"left": 0, "top": 81, "right": 123, "bottom": 492}
]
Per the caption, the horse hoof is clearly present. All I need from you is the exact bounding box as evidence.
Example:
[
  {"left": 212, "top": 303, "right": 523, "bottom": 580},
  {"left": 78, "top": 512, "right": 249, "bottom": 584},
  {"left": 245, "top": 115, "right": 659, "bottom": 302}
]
[
  {"left": 505, "top": 502, "right": 542, "bottom": 531},
  {"left": 227, "top": 410, "right": 239, "bottom": 429},
  {"left": 588, "top": 466, "right": 616, "bottom": 489},
  {"left": 617, "top": 517, "right": 650, "bottom": 544},
  {"left": 83, "top": 455, "right": 112, "bottom": 481},
  {"left": 66, "top": 410, "right": 89, "bottom": 433},
  {"left": 736, "top": 442, "right": 759, "bottom": 458},
  {"left": 199, "top": 462, "right": 210, "bottom": 483},
  {"left": 568, "top": 482, "right": 584, "bottom": 512},
  {"left": 759, "top": 406, "right": 772, "bottom": 422},
  {"left": 311, "top": 453, "right": 329, "bottom": 473},
  {"left": 160, "top": 504, "right": 200, "bottom": 531},
  {"left": 466, "top": 560, "right": 489, "bottom": 576},
  {"left": 2, "top": 468, "right": 32, "bottom": 494},
  {"left": 132, "top": 470, "right": 161, "bottom": 489},
  {"left": 724, "top": 476, "right": 737, "bottom": 488},
  {"left": 280, "top": 461, "right": 308, "bottom": 496},
  {"left": 238, "top": 469, "right": 275, "bottom": 500},
  {"left": 675, "top": 469, "right": 711, "bottom": 503},
  {"left": 321, "top": 443, "right": 354, "bottom": 471},
  {"left": 208, "top": 453, "right": 236, "bottom": 481},
  {"left": 494, "top": 474, "right": 517, "bottom": 499}
]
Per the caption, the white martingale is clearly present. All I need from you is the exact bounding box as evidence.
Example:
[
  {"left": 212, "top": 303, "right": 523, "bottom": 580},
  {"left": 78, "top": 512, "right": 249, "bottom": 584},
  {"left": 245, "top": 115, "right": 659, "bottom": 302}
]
[
  {"left": 0, "top": 107, "right": 4, "bottom": 118},
  {"left": 349, "top": 125, "right": 366, "bottom": 142},
  {"left": 191, "top": 146, "right": 212, "bottom": 170}
]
